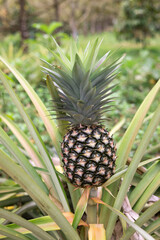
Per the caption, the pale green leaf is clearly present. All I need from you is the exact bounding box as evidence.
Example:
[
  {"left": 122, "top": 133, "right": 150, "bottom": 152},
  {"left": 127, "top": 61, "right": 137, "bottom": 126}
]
[
  {"left": 0, "top": 209, "right": 55, "bottom": 240},
  {"left": 93, "top": 198, "right": 155, "bottom": 240},
  {"left": 0, "top": 57, "right": 62, "bottom": 157},
  {"left": 144, "top": 218, "right": 160, "bottom": 234},
  {"left": 72, "top": 188, "right": 90, "bottom": 229},
  {"left": 106, "top": 101, "right": 160, "bottom": 239},
  {"left": 0, "top": 114, "right": 59, "bottom": 201},
  {"left": 121, "top": 200, "right": 160, "bottom": 240},
  {"left": 0, "top": 69, "right": 69, "bottom": 211},
  {"left": 51, "top": 37, "right": 71, "bottom": 68},
  {"left": 0, "top": 126, "right": 48, "bottom": 194},
  {"left": 0, "top": 224, "right": 30, "bottom": 240},
  {"left": 0, "top": 213, "right": 87, "bottom": 239},
  {"left": 0, "top": 114, "right": 46, "bottom": 168},
  {"left": 110, "top": 117, "right": 126, "bottom": 135},
  {"left": 129, "top": 160, "right": 160, "bottom": 207},
  {"left": 117, "top": 79, "right": 160, "bottom": 169},
  {"left": 133, "top": 171, "right": 160, "bottom": 213},
  {"left": 0, "top": 149, "right": 80, "bottom": 240}
]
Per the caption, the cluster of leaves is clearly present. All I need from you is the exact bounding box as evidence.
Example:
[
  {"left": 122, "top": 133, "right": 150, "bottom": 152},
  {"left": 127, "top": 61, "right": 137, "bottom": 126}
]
[
  {"left": 0, "top": 39, "right": 160, "bottom": 240},
  {"left": 119, "top": 50, "right": 160, "bottom": 102},
  {"left": 116, "top": 0, "right": 160, "bottom": 45},
  {"left": 31, "top": 21, "right": 69, "bottom": 46}
]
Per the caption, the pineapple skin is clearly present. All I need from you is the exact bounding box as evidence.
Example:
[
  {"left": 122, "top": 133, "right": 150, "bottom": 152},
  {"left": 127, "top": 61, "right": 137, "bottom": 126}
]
[{"left": 61, "top": 125, "right": 116, "bottom": 188}]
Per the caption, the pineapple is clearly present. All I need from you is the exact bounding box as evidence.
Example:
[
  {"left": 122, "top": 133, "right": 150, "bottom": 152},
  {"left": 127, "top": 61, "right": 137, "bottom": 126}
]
[{"left": 44, "top": 38, "right": 121, "bottom": 188}]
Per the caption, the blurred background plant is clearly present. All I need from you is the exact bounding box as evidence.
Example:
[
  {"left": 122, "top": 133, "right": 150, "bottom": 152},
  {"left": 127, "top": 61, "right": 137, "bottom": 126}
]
[{"left": 116, "top": 0, "right": 160, "bottom": 46}]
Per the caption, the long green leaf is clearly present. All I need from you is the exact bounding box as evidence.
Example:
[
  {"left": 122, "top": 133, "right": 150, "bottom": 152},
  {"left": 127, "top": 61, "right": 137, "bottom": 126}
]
[
  {"left": 99, "top": 185, "right": 114, "bottom": 227},
  {"left": 93, "top": 198, "right": 155, "bottom": 240},
  {"left": 0, "top": 70, "right": 69, "bottom": 211},
  {"left": 100, "top": 79, "right": 160, "bottom": 226},
  {"left": 117, "top": 79, "right": 160, "bottom": 169},
  {"left": 138, "top": 156, "right": 160, "bottom": 167},
  {"left": 0, "top": 114, "right": 58, "bottom": 203},
  {"left": 48, "top": 50, "right": 72, "bottom": 76},
  {"left": 0, "top": 57, "right": 62, "bottom": 156},
  {"left": 0, "top": 150, "right": 80, "bottom": 240},
  {"left": 133, "top": 171, "right": 160, "bottom": 213},
  {"left": 0, "top": 224, "right": 30, "bottom": 240},
  {"left": 0, "top": 114, "right": 46, "bottom": 168},
  {"left": 0, "top": 193, "right": 16, "bottom": 202},
  {"left": 102, "top": 157, "right": 159, "bottom": 189},
  {"left": 129, "top": 161, "right": 160, "bottom": 207},
  {"left": 0, "top": 186, "right": 22, "bottom": 194},
  {"left": 84, "top": 38, "right": 102, "bottom": 75},
  {"left": 72, "top": 188, "right": 90, "bottom": 229},
  {"left": 46, "top": 75, "right": 67, "bottom": 136},
  {"left": 0, "top": 213, "right": 87, "bottom": 239},
  {"left": 121, "top": 200, "right": 160, "bottom": 240},
  {"left": 52, "top": 37, "right": 71, "bottom": 68},
  {"left": 70, "top": 38, "right": 78, "bottom": 68},
  {"left": 0, "top": 209, "right": 55, "bottom": 240},
  {"left": 145, "top": 143, "right": 160, "bottom": 155},
  {"left": 110, "top": 117, "right": 126, "bottom": 135},
  {"left": 100, "top": 158, "right": 159, "bottom": 226},
  {"left": 67, "top": 184, "right": 81, "bottom": 212},
  {"left": 103, "top": 168, "right": 127, "bottom": 188},
  {"left": 106, "top": 103, "right": 160, "bottom": 239},
  {"left": 0, "top": 126, "right": 48, "bottom": 194},
  {"left": 144, "top": 218, "right": 160, "bottom": 234},
  {"left": 100, "top": 161, "right": 159, "bottom": 226}
]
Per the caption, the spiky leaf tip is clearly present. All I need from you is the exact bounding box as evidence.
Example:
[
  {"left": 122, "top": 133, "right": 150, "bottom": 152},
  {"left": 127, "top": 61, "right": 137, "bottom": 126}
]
[{"left": 45, "top": 38, "right": 122, "bottom": 126}]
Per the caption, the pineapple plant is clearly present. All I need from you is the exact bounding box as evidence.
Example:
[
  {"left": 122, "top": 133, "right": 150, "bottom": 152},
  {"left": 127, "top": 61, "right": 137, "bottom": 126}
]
[
  {"left": 0, "top": 40, "right": 160, "bottom": 240},
  {"left": 43, "top": 39, "right": 120, "bottom": 188}
]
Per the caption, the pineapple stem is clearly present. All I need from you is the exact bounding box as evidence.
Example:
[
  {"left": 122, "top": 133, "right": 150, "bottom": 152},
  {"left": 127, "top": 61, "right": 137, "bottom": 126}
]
[{"left": 87, "top": 187, "right": 98, "bottom": 224}]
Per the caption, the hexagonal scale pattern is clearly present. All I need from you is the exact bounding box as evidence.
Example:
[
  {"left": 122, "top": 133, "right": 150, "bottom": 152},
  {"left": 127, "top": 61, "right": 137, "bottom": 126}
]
[{"left": 61, "top": 125, "right": 116, "bottom": 188}]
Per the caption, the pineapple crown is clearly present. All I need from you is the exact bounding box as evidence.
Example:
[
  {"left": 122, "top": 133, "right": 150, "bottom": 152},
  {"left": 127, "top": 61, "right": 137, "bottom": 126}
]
[{"left": 43, "top": 38, "right": 122, "bottom": 126}]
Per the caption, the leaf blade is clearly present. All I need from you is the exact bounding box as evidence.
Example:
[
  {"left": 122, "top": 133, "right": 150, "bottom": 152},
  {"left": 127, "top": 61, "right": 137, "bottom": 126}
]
[
  {"left": 0, "top": 57, "right": 62, "bottom": 157},
  {"left": 0, "top": 69, "right": 69, "bottom": 211},
  {"left": 0, "top": 126, "right": 48, "bottom": 194},
  {"left": 121, "top": 200, "right": 160, "bottom": 240},
  {"left": 72, "top": 188, "right": 90, "bottom": 229},
  {"left": 93, "top": 198, "right": 155, "bottom": 240},
  {"left": 0, "top": 213, "right": 87, "bottom": 239},
  {"left": 106, "top": 102, "right": 160, "bottom": 239},
  {"left": 0, "top": 224, "right": 30, "bottom": 240},
  {"left": 0, "top": 149, "right": 81, "bottom": 240}
]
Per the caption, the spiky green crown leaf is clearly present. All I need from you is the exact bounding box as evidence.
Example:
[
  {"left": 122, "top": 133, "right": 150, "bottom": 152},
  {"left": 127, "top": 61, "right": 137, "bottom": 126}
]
[{"left": 43, "top": 38, "right": 122, "bottom": 126}]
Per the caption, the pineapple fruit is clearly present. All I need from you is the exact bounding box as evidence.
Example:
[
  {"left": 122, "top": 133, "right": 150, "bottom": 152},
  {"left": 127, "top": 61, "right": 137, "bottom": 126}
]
[{"left": 44, "top": 38, "right": 121, "bottom": 188}]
